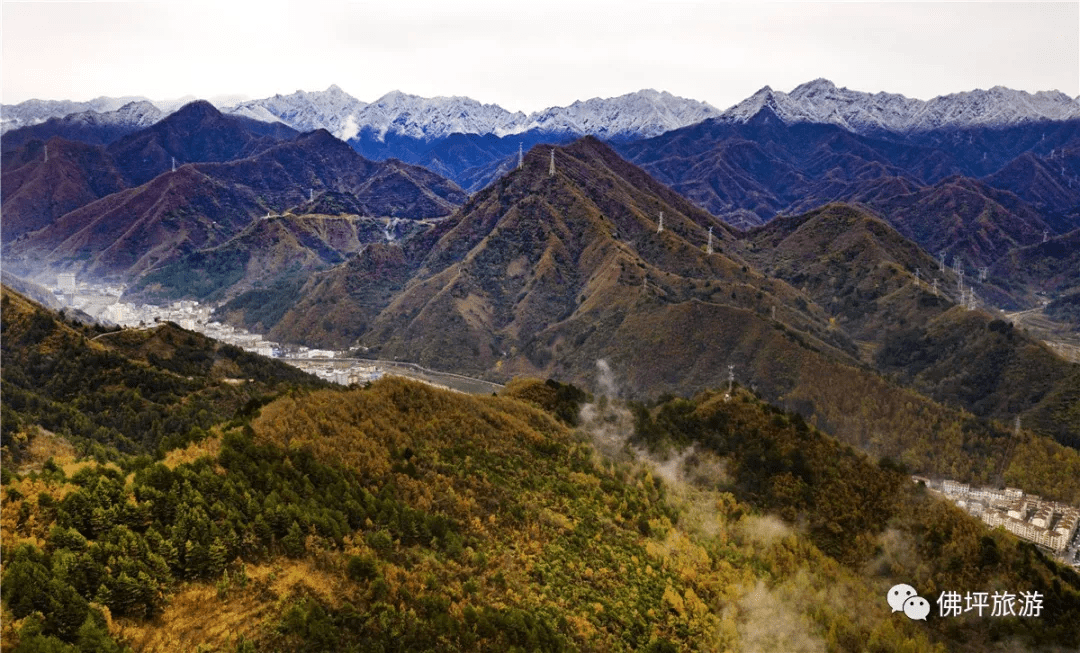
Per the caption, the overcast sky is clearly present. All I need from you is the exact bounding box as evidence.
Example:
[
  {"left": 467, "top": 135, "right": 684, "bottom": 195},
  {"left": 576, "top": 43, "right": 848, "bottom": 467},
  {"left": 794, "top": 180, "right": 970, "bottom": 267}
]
[{"left": 2, "top": 1, "right": 1078, "bottom": 112}]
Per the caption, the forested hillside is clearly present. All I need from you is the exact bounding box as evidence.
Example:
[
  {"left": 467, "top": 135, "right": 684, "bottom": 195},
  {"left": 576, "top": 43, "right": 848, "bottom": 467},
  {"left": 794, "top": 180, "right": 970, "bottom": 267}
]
[
  {"left": 0, "top": 286, "right": 324, "bottom": 464},
  {"left": 4, "top": 244, "right": 1080, "bottom": 653},
  {"left": 4, "top": 359, "right": 1079, "bottom": 651}
]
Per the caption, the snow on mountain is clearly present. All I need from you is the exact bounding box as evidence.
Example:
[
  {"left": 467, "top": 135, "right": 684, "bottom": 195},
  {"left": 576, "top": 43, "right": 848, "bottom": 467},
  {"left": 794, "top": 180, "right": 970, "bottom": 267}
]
[
  {"left": 223, "top": 87, "right": 719, "bottom": 142},
  {"left": 519, "top": 89, "right": 722, "bottom": 139},
  {"left": 1, "top": 95, "right": 151, "bottom": 134},
  {"left": 354, "top": 91, "right": 525, "bottom": 141},
  {"left": 225, "top": 85, "right": 368, "bottom": 140},
  {"left": 339, "top": 88, "right": 721, "bottom": 141},
  {"left": 11, "top": 80, "right": 1076, "bottom": 146},
  {"left": 74, "top": 101, "right": 165, "bottom": 129},
  {"left": 916, "top": 86, "right": 1080, "bottom": 132},
  {"left": 719, "top": 78, "right": 1080, "bottom": 134}
]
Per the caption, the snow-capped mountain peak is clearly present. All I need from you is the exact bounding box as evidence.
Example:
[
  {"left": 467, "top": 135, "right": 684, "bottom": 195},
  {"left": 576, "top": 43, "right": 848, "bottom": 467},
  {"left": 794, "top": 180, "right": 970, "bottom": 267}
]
[
  {"left": 225, "top": 85, "right": 368, "bottom": 140},
  {"left": 519, "top": 89, "right": 722, "bottom": 139},
  {"left": 719, "top": 79, "right": 1080, "bottom": 134},
  {"left": 356, "top": 91, "right": 525, "bottom": 141},
  {"left": 0, "top": 95, "right": 153, "bottom": 135},
  {"left": 229, "top": 87, "right": 722, "bottom": 143}
]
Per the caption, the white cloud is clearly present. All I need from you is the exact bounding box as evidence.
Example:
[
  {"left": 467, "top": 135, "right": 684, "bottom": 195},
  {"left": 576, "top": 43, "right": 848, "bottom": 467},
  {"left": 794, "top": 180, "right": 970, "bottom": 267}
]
[{"left": 335, "top": 114, "right": 360, "bottom": 142}]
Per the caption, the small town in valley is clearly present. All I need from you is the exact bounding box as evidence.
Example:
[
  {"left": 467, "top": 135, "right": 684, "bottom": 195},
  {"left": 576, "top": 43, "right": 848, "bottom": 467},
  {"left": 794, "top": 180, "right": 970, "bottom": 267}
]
[
  {"left": 49, "top": 276, "right": 502, "bottom": 394},
  {"left": 916, "top": 476, "right": 1080, "bottom": 568}
]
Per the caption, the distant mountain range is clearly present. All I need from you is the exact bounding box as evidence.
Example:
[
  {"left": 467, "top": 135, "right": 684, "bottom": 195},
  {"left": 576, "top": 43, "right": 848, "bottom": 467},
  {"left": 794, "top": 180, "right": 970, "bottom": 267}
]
[
  {"left": 617, "top": 105, "right": 1080, "bottom": 275},
  {"left": 10, "top": 79, "right": 1076, "bottom": 142},
  {"left": 1, "top": 95, "right": 152, "bottom": 134},
  {"left": 0, "top": 100, "right": 164, "bottom": 149},
  {"left": 5, "top": 80, "right": 1079, "bottom": 303},
  {"left": 9, "top": 81, "right": 1077, "bottom": 191},
  {"left": 4, "top": 86, "right": 724, "bottom": 142},
  {"left": 2, "top": 101, "right": 465, "bottom": 280},
  {"left": 718, "top": 78, "right": 1080, "bottom": 134}
]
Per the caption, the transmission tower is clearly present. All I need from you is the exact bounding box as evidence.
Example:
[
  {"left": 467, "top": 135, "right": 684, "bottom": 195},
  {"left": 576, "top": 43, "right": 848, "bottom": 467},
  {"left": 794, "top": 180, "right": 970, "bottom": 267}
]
[
  {"left": 938, "top": 251, "right": 946, "bottom": 273},
  {"left": 1043, "top": 229, "right": 1049, "bottom": 243},
  {"left": 978, "top": 267, "right": 988, "bottom": 282},
  {"left": 914, "top": 268, "right": 920, "bottom": 287},
  {"left": 932, "top": 279, "right": 938, "bottom": 296},
  {"left": 44, "top": 145, "right": 48, "bottom": 162},
  {"left": 657, "top": 212, "right": 664, "bottom": 233},
  {"left": 309, "top": 188, "right": 314, "bottom": 203},
  {"left": 518, "top": 143, "right": 523, "bottom": 169},
  {"left": 172, "top": 157, "right": 176, "bottom": 173},
  {"left": 706, "top": 227, "right": 713, "bottom": 254},
  {"left": 549, "top": 149, "right": 555, "bottom": 176}
]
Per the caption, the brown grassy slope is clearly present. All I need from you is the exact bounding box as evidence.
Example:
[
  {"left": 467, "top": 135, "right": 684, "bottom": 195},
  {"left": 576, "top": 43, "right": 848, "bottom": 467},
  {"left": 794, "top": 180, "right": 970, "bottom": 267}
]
[
  {"left": 739, "top": 203, "right": 957, "bottom": 342},
  {"left": 0, "top": 137, "right": 128, "bottom": 240},
  {"left": 856, "top": 176, "right": 1051, "bottom": 269},
  {"left": 349, "top": 137, "right": 849, "bottom": 377},
  {"left": 126, "top": 213, "right": 424, "bottom": 306},
  {"left": 991, "top": 228, "right": 1080, "bottom": 302},
  {"left": 738, "top": 204, "right": 1080, "bottom": 453},
  {"left": 263, "top": 242, "right": 416, "bottom": 348},
  {"left": 11, "top": 164, "right": 265, "bottom": 279},
  {"left": 6, "top": 127, "right": 465, "bottom": 282}
]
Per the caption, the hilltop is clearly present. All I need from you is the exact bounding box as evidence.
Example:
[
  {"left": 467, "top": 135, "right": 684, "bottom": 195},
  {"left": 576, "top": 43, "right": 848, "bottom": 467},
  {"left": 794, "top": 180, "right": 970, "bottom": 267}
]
[
  {"left": 272, "top": 138, "right": 848, "bottom": 379},
  {"left": 0, "top": 285, "right": 325, "bottom": 462}
]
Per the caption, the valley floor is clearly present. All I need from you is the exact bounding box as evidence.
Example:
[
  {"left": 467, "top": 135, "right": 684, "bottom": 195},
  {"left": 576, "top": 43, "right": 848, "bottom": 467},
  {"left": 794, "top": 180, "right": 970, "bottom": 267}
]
[{"left": 1003, "top": 305, "right": 1080, "bottom": 364}]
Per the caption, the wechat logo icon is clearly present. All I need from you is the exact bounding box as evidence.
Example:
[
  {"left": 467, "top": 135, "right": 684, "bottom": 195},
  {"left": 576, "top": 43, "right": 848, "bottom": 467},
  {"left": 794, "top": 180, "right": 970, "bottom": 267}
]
[{"left": 888, "top": 584, "right": 929, "bottom": 621}]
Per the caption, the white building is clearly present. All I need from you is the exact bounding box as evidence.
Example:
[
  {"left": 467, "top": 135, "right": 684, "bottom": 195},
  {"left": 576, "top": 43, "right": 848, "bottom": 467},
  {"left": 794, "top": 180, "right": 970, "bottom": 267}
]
[
  {"left": 57, "top": 273, "right": 77, "bottom": 293},
  {"left": 942, "top": 480, "right": 970, "bottom": 495}
]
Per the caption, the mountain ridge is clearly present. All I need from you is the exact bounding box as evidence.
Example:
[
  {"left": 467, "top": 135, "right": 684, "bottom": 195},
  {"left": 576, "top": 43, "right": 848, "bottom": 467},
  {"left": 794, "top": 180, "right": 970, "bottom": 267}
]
[
  {"left": 720, "top": 78, "right": 1080, "bottom": 134},
  {"left": 2, "top": 109, "right": 466, "bottom": 282}
]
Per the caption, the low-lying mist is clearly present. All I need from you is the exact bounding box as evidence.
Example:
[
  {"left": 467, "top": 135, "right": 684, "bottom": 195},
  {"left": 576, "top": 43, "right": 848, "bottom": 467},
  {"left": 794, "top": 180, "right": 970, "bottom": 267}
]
[{"left": 577, "top": 358, "right": 831, "bottom": 652}]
